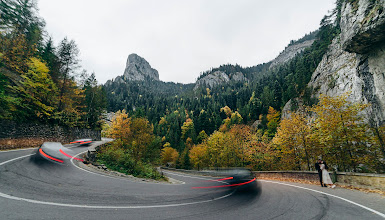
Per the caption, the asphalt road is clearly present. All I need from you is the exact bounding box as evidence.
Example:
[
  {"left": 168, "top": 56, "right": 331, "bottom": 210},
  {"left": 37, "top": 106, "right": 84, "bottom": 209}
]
[{"left": 0, "top": 141, "right": 384, "bottom": 220}]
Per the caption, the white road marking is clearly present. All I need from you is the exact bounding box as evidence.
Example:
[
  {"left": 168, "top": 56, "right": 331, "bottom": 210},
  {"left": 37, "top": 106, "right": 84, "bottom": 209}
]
[
  {"left": 161, "top": 171, "right": 218, "bottom": 181},
  {"left": 161, "top": 170, "right": 230, "bottom": 186},
  {"left": 260, "top": 180, "right": 385, "bottom": 218},
  {"left": 0, "top": 150, "right": 234, "bottom": 208},
  {"left": 0, "top": 154, "right": 33, "bottom": 166},
  {"left": 0, "top": 148, "right": 36, "bottom": 153},
  {"left": 0, "top": 190, "right": 234, "bottom": 209}
]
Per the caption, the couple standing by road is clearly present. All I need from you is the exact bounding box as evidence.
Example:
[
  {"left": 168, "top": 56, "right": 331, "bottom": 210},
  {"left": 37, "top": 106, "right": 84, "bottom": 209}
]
[{"left": 315, "top": 159, "right": 336, "bottom": 188}]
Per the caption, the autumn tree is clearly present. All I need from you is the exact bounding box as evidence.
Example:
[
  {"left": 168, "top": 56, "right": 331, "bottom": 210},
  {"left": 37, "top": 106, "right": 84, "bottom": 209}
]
[
  {"left": 230, "top": 111, "right": 243, "bottom": 125},
  {"left": 109, "top": 110, "right": 131, "bottom": 141},
  {"left": 271, "top": 111, "right": 317, "bottom": 170},
  {"left": 161, "top": 146, "right": 179, "bottom": 166},
  {"left": 189, "top": 144, "right": 207, "bottom": 170},
  {"left": 129, "top": 117, "right": 154, "bottom": 161},
  {"left": 204, "top": 131, "right": 226, "bottom": 167},
  {"left": 0, "top": 0, "right": 106, "bottom": 128},
  {"left": 197, "top": 130, "right": 208, "bottom": 143},
  {"left": 0, "top": 0, "right": 44, "bottom": 62},
  {"left": 310, "top": 93, "right": 371, "bottom": 172},
  {"left": 181, "top": 118, "right": 196, "bottom": 142},
  {"left": 220, "top": 106, "right": 232, "bottom": 118},
  {"left": 265, "top": 106, "right": 280, "bottom": 138},
  {"left": 10, "top": 57, "right": 58, "bottom": 121}
]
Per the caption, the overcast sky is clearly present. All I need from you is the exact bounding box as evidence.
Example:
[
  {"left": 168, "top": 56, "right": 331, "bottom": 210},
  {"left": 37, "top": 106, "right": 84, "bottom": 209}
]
[{"left": 38, "top": 0, "right": 336, "bottom": 84}]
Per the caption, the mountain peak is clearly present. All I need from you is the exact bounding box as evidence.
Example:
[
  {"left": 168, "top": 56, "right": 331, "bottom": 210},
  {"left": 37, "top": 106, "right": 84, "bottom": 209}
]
[{"left": 123, "top": 53, "right": 159, "bottom": 81}]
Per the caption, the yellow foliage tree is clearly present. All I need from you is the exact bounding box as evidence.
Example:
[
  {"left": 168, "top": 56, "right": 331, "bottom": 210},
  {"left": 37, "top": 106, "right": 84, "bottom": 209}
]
[
  {"left": 109, "top": 110, "right": 131, "bottom": 142},
  {"left": 272, "top": 111, "right": 317, "bottom": 170},
  {"left": 220, "top": 106, "right": 232, "bottom": 118},
  {"left": 265, "top": 106, "right": 280, "bottom": 138},
  {"left": 310, "top": 93, "right": 370, "bottom": 171},
  {"left": 129, "top": 117, "right": 154, "bottom": 161},
  {"left": 181, "top": 118, "right": 196, "bottom": 141},
  {"left": 12, "top": 57, "right": 58, "bottom": 121},
  {"left": 230, "top": 111, "right": 243, "bottom": 125},
  {"left": 189, "top": 144, "right": 207, "bottom": 170},
  {"left": 161, "top": 147, "right": 179, "bottom": 166},
  {"left": 107, "top": 111, "right": 154, "bottom": 161}
]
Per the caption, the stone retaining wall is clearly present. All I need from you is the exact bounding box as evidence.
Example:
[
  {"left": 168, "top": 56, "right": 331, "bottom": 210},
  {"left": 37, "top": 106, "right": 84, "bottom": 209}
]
[
  {"left": 0, "top": 120, "right": 101, "bottom": 150},
  {"left": 254, "top": 171, "right": 385, "bottom": 191}
]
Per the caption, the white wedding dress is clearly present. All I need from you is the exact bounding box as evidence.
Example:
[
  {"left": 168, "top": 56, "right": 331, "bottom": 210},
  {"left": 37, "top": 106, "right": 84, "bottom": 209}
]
[{"left": 320, "top": 164, "right": 333, "bottom": 185}]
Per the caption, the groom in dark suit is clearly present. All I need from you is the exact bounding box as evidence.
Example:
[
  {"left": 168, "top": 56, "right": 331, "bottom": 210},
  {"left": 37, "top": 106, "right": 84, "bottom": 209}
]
[{"left": 315, "top": 159, "right": 328, "bottom": 187}]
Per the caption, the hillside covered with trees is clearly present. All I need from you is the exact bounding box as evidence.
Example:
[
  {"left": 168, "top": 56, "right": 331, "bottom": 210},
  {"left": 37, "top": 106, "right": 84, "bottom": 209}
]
[{"left": 0, "top": 0, "right": 107, "bottom": 129}]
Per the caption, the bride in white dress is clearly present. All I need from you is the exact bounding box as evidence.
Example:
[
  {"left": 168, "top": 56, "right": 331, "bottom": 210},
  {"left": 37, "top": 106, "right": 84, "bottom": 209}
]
[{"left": 320, "top": 162, "right": 336, "bottom": 188}]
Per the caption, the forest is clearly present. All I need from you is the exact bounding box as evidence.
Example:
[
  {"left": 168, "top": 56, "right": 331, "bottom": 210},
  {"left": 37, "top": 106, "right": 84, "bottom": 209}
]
[{"left": 0, "top": 0, "right": 106, "bottom": 129}]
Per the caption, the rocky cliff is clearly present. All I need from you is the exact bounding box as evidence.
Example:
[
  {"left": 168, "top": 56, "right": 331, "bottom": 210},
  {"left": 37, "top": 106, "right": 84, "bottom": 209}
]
[
  {"left": 269, "top": 39, "right": 315, "bottom": 69},
  {"left": 194, "top": 71, "right": 247, "bottom": 90},
  {"left": 283, "top": 0, "right": 385, "bottom": 125},
  {"left": 122, "top": 53, "right": 159, "bottom": 81}
]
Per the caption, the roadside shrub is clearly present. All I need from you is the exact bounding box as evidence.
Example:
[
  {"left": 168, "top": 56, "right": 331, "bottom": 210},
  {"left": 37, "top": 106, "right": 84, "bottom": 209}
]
[{"left": 97, "top": 140, "right": 165, "bottom": 180}]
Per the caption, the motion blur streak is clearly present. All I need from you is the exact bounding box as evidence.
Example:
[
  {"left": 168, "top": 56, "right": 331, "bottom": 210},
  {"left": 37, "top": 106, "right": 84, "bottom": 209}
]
[
  {"left": 213, "top": 177, "right": 234, "bottom": 181},
  {"left": 192, "top": 178, "right": 256, "bottom": 189},
  {"left": 39, "top": 148, "right": 63, "bottom": 163},
  {"left": 70, "top": 141, "right": 92, "bottom": 144},
  {"left": 59, "top": 149, "right": 84, "bottom": 161}
]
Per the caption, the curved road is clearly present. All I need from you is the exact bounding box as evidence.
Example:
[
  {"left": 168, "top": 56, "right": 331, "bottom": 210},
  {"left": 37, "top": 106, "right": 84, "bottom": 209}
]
[{"left": 0, "top": 141, "right": 384, "bottom": 220}]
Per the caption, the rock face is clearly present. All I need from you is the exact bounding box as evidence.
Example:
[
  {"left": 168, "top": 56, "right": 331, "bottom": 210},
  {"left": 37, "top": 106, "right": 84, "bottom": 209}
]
[
  {"left": 122, "top": 53, "right": 159, "bottom": 81},
  {"left": 230, "top": 72, "right": 248, "bottom": 82},
  {"left": 340, "top": 0, "right": 385, "bottom": 54},
  {"left": 269, "top": 39, "right": 315, "bottom": 69},
  {"left": 194, "top": 71, "right": 247, "bottom": 89},
  {"left": 283, "top": 0, "right": 385, "bottom": 126}
]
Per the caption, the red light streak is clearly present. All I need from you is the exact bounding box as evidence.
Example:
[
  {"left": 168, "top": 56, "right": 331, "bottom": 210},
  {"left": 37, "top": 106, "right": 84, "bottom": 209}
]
[
  {"left": 207, "top": 177, "right": 234, "bottom": 182},
  {"left": 70, "top": 141, "right": 92, "bottom": 144},
  {"left": 39, "top": 148, "right": 64, "bottom": 163},
  {"left": 192, "top": 178, "right": 256, "bottom": 189},
  {"left": 59, "top": 149, "right": 84, "bottom": 161}
]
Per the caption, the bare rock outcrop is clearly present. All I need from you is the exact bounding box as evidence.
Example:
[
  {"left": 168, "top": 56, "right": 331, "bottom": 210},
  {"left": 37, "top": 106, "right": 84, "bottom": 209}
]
[
  {"left": 194, "top": 71, "right": 247, "bottom": 89},
  {"left": 123, "top": 53, "right": 159, "bottom": 81},
  {"left": 269, "top": 39, "right": 315, "bottom": 69}
]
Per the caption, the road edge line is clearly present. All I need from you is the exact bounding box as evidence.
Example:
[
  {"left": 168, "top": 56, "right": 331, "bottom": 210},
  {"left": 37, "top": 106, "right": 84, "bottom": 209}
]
[{"left": 260, "top": 180, "right": 385, "bottom": 218}]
